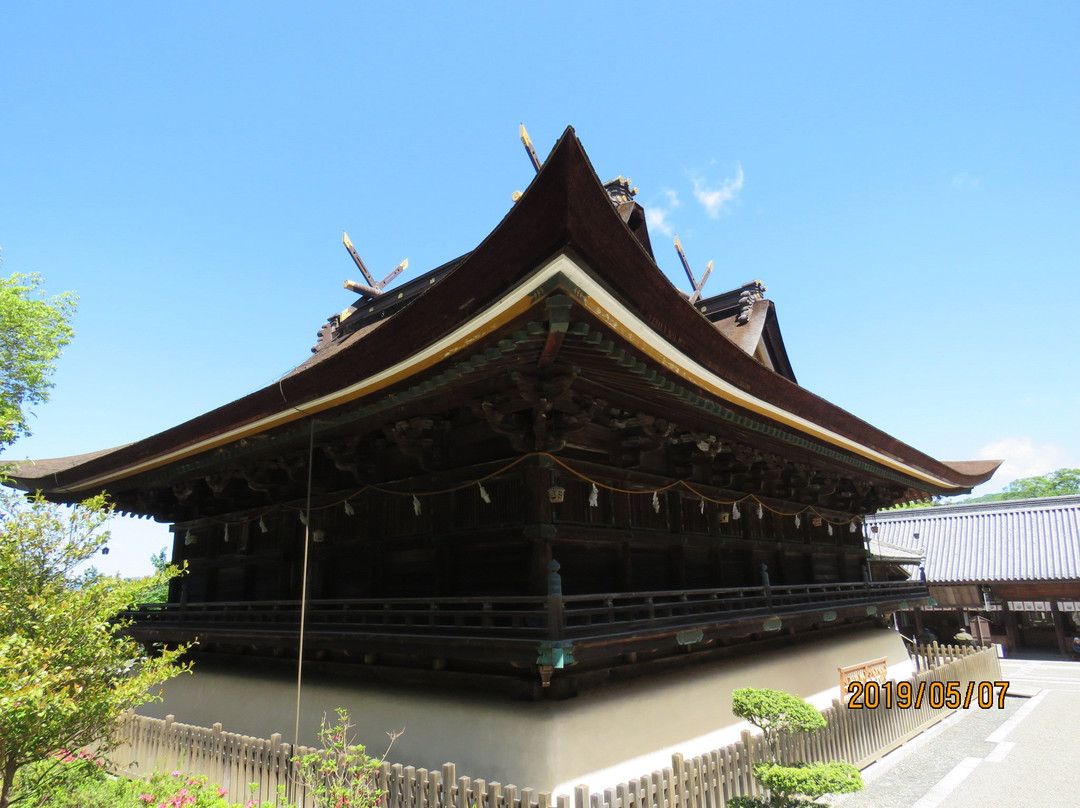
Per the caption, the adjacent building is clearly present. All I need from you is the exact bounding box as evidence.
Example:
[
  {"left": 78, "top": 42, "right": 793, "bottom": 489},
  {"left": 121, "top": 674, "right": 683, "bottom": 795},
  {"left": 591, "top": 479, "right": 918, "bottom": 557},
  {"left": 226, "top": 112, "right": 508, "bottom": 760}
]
[{"left": 867, "top": 495, "right": 1080, "bottom": 656}]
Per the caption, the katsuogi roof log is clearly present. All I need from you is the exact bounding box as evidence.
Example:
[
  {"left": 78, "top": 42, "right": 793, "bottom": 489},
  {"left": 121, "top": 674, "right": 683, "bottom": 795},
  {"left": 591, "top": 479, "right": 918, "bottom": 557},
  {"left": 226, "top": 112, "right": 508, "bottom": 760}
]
[{"left": 4, "top": 127, "right": 998, "bottom": 512}]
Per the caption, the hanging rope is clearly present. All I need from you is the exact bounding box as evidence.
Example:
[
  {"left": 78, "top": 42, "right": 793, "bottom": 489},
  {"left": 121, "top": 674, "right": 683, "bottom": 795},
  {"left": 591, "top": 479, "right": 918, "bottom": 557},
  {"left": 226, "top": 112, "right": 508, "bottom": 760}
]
[
  {"left": 194, "top": 449, "right": 864, "bottom": 532},
  {"left": 293, "top": 419, "right": 315, "bottom": 753}
]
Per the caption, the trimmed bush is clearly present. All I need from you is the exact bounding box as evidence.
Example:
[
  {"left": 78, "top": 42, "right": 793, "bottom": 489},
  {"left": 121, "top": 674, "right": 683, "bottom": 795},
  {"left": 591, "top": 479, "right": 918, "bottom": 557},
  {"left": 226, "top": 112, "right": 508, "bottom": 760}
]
[
  {"left": 754, "top": 761, "right": 863, "bottom": 800},
  {"left": 727, "top": 687, "right": 864, "bottom": 808}
]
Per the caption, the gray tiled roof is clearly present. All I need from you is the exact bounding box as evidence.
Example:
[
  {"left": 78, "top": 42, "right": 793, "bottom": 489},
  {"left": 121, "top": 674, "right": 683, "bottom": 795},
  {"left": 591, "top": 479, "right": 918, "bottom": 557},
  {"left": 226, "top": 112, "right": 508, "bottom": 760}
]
[
  {"left": 865, "top": 495, "right": 1080, "bottom": 583},
  {"left": 867, "top": 537, "right": 923, "bottom": 565}
]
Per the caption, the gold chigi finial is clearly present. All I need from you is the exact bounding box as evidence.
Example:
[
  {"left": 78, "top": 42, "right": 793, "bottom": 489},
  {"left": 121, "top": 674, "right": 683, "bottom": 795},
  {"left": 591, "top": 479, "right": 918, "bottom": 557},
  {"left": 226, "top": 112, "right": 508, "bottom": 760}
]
[
  {"left": 519, "top": 123, "right": 541, "bottom": 173},
  {"left": 673, "top": 236, "right": 713, "bottom": 304},
  {"left": 341, "top": 231, "right": 407, "bottom": 299}
]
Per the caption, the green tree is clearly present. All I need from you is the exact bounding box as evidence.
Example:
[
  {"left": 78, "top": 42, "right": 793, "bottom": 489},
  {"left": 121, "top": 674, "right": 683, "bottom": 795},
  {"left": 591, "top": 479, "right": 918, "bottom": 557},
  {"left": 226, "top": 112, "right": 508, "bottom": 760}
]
[
  {"left": 729, "top": 688, "right": 862, "bottom": 808},
  {"left": 960, "top": 468, "right": 1080, "bottom": 504},
  {"left": 888, "top": 468, "right": 1080, "bottom": 510},
  {"left": 143, "top": 548, "right": 172, "bottom": 604},
  {"left": 0, "top": 489, "right": 189, "bottom": 807},
  {"left": 0, "top": 264, "right": 77, "bottom": 446},
  {"left": 731, "top": 688, "right": 825, "bottom": 763}
]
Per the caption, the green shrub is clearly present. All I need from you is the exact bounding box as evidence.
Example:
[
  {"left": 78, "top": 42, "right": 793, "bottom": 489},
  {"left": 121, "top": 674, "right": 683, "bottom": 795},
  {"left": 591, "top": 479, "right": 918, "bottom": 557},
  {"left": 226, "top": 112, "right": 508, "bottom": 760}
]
[
  {"left": 293, "top": 709, "right": 399, "bottom": 808},
  {"left": 731, "top": 688, "right": 826, "bottom": 763},
  {"left": 12, "top": 749, "right": 126, "bottom": 808},
  {"left": 754, "top": 761, "right": 863, "bottom": 800},
  {"left": 16, "top": 753, "right": 293, "bottom": 808},
  {"left": 725, "top": 796, "right": 817, "bottom": 808},
  {"left": 727, "top": 688, "right": 863, "bottom": 808}
]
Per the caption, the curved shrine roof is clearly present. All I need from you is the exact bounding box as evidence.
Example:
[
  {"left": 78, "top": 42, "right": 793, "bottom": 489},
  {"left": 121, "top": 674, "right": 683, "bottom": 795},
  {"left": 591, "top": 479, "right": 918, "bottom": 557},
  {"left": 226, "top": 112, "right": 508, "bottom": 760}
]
[{"left": 4, "top": 127, "right": 999, "bottom": 504}]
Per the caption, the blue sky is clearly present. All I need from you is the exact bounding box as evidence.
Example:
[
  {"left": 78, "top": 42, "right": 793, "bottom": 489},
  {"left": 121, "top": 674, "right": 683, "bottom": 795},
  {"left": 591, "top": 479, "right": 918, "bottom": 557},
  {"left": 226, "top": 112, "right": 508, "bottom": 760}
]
[{"left": 2, "top": 2, "right": 1077, "bottom": 576}]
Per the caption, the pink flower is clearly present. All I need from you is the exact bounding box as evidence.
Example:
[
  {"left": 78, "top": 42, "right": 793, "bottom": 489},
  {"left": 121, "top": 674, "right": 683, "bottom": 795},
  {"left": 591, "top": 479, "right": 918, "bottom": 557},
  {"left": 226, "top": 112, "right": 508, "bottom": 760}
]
[
  {"left": 138, "top": 795, "right": 154, "bottom": 804},
  {"left": 171, "top": 770, "right": 182, "bottom": 777},
  {"left": 218, "top": 787, "right": 228, "bottom": 796}
]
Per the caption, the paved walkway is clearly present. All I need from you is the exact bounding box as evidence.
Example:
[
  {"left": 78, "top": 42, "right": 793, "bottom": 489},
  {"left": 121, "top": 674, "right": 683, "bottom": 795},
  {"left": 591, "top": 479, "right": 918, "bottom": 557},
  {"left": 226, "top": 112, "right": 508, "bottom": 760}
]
[{"left": 832, "top": 657, "right": 1080, "bottom": 808}]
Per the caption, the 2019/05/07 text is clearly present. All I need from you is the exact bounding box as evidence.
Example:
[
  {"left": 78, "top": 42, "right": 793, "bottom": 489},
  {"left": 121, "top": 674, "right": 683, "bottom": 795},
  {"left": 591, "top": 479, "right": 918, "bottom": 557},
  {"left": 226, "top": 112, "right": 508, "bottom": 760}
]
[{"left": 846, "top": 680, "right": 1009, "bottom": 710}]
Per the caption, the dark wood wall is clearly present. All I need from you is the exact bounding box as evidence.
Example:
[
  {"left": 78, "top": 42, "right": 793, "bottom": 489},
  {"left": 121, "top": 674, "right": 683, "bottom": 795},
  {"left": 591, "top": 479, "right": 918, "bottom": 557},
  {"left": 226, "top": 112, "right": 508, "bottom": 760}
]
[{"left": 169, "top": 466, "right": 868, "bottom": 604}]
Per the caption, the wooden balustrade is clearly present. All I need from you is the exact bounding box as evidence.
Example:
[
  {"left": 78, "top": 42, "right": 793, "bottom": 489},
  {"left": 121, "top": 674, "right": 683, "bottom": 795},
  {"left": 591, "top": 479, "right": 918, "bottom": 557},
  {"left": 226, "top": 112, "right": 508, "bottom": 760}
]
[{"left": 122, "top": 580, "right": 927, "bottom": 645}]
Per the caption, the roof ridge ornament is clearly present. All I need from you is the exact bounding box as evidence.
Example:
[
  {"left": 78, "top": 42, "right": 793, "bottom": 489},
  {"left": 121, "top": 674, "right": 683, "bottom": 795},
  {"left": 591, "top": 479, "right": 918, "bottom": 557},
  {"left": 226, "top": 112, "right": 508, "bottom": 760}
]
[
  {"left": 520, "top": 123, "right": 542, "bottom": 174},
  {"left": 674, "top": 235, "right": 713, "bottom": 304},
  {"left": 736, "top": 280, "right": 767, "bottom": 325},
  {"left": 603, "top": 175, "right": 638, "bottom": 204},
  {"left": 342, "top": 231, "right": 407, "bottom": 299}
]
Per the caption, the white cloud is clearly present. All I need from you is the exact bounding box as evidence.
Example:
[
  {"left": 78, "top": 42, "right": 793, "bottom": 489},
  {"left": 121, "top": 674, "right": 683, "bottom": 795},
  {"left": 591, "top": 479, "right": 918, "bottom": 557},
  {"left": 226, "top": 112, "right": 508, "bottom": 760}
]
[
  {"left": 1020, "top": 395, "right": 1062, "bottom": 407},
  {"left": 646, "top": 190, "right": 681, "bottom": 238},
  {"left": 951, "top": 173, "right": 981, "bottom": 190},
  {"left": 692, "top": 165, "right": 744, "bottom": 218},
  {"left": 976, "top": 436, "right": 1075, "bottom": 490},
  {"left": 646, "top": 206, "right": 676, "bottom": 237}
]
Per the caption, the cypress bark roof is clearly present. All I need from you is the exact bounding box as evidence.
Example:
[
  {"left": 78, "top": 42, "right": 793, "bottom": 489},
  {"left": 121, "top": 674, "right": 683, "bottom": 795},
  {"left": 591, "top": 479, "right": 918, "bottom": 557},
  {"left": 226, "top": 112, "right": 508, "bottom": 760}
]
[{"left": 4, "top": 127, "right": 999, "bottom": 502}]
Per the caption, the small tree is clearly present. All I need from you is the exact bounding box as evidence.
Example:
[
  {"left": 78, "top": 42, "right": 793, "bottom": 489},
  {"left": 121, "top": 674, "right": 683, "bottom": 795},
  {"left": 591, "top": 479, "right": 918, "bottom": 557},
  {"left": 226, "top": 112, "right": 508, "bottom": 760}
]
[
  {"left": 143, "top": 548, "right": 173, "bottom": 604},
  {"left": 732, "top": 688, "right": 825, "bottom": 763},
  {"left": 0, "top": 489, "right": 189, "bottom": 807},
  {"left": 294, "top": 709, "right": 401, "bottom": 808},
  {"left": 729, "top": 688, "right": 862, "bottom": 808},
  {"left": 0, "top": 267, "right": 77, "bottom": 447}
]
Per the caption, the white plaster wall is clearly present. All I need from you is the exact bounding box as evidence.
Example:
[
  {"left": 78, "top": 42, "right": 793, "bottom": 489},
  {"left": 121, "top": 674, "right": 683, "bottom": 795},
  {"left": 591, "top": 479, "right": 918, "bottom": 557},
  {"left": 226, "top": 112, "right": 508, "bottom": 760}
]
[{"left": 139, "top": 627, "right": 909, "bottom": 795}]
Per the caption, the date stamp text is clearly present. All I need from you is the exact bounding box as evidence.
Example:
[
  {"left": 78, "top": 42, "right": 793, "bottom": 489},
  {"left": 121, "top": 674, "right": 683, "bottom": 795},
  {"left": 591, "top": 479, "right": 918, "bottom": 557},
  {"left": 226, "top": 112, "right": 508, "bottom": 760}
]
[{"left": 846, "top": 680, "right": 1009, "bottom": 710}]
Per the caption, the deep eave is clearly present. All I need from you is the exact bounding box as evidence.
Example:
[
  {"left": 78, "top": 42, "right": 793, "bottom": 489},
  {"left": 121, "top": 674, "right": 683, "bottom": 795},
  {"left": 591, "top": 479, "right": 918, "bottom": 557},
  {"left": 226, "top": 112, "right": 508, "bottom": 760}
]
[{"left": 5, "top": 127, "right": 999, "bottom": 500}]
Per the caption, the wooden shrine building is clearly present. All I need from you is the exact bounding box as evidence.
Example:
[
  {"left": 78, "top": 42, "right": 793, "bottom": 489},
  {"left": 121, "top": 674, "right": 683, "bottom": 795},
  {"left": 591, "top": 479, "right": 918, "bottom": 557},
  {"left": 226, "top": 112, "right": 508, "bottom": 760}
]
[
  {"left": 867, "top": 495, "right": 1080, "bottom": 657},
  {"left": 7, "top": 128, "right": 999, "bottom": 703}
]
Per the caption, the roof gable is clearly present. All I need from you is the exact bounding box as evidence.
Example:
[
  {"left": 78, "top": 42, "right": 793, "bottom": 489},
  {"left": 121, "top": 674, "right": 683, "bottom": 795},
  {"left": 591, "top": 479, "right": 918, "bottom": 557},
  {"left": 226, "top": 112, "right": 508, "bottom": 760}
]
[{"left": 5, "top": 127, "right": 1000, "bottom": 504}]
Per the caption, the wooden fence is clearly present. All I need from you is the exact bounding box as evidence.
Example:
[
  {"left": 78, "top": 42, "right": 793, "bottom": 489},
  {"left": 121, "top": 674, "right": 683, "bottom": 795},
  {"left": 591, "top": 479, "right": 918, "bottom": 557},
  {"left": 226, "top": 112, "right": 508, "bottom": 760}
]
[
  {"left": 113, "top": 645, "right": 1001, "bottom": 808},
  {"left": 910, "top": 641, "right": 989, "bottom": 672}
]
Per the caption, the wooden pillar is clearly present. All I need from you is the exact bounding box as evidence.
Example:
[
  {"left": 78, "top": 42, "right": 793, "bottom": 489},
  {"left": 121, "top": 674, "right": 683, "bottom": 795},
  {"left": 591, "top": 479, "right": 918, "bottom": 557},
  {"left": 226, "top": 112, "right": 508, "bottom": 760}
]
[
  {"left": 524, "top": 456, "right": 554, "bottom": 525},
  {"left": 1051, "top": 601, "right": 1069, "bottom": 657},
  {"left": 913, "top": 608, "right": 925, "bottom": 639},
  {"left": 525, "top": 458, "right": 554, "bottom": 596},
  {"left": 669, "top": 544, "right": 686, "bottom": 590},
  {"left": 168, "top": 527, "right": 185, "bottom": 603},
  {"left": 612, "top": 488, "right": 630, "bottom": 530},
  {"left": 667, "top": 492, "right": 685, "bottom": 590},
  {"left": 1003, "top": 607, "right": 1020, "bottom": 654},
  {"left": 528, "top": 535, "right": 552, "bottom": 596},
  {"left": 618, "top": 542, "right": 632, "bottom": 590},
  {"left": 546, "top": 560, "right": 565, "bottom": 641},
  {"left": 204, "top": 525, "right": 219, "bottom": 602}
]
